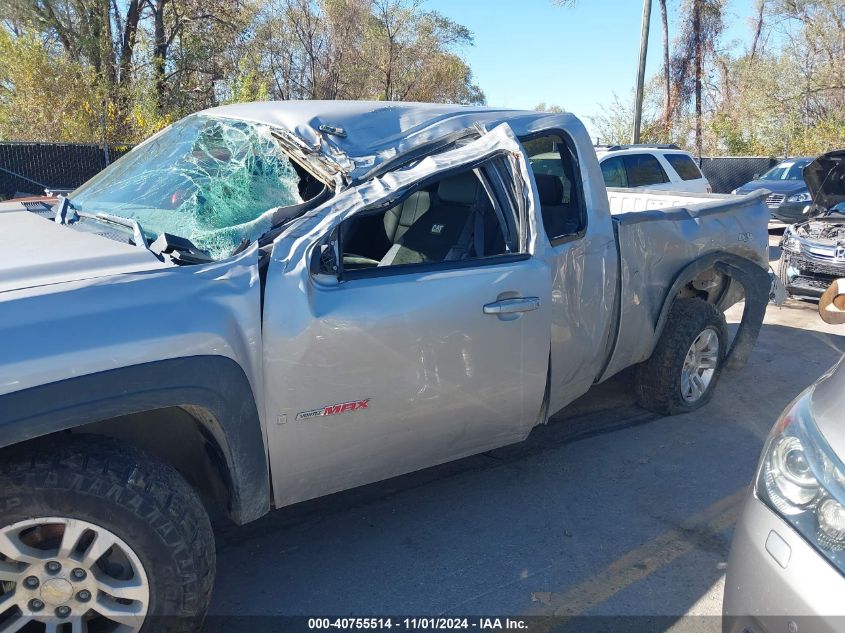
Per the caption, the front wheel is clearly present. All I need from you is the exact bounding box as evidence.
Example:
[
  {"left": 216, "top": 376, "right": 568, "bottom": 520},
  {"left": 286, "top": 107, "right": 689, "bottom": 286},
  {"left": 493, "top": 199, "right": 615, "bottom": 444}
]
[
  {"left": 0, "top": 435, "right": 215, "bottom": 632},
  {"left": 634, "top": 298, "right": 729, "bottom": 415}
]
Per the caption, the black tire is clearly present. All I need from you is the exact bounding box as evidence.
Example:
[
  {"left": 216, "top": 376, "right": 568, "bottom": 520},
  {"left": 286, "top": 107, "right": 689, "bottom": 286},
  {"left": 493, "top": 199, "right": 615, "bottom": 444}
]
[
  {"left": 634, "top": 298, "right": 728, "bottom": 415},
  {"left": 0, "top": 434, "right": 215, "bottom": 632}
]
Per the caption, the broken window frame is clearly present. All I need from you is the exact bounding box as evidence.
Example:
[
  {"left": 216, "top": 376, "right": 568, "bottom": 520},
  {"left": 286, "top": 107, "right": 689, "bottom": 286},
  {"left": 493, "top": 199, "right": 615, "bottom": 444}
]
[{"left": 314, "top": 152, "right": 529, "bottom": 282}]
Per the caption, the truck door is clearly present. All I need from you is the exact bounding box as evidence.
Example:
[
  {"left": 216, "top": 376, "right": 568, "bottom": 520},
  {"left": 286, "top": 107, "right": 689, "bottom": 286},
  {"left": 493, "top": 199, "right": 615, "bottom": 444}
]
[
  {"left": 522, "top": 131, "right": 620, "bottom": 412},
  {"left": 261, "top": 124, "right": 553, "bottom": 507}
]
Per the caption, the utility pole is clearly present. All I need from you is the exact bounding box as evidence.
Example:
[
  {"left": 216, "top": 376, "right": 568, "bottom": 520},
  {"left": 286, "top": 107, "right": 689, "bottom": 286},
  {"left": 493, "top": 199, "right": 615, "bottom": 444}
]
[{"left": 632, "top": 0, "right": 652, "bottom": 144}]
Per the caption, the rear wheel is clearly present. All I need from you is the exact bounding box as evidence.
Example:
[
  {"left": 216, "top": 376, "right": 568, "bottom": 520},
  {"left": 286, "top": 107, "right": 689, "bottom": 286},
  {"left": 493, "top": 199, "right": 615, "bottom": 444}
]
[
  {"left": 0, "top": 435, "right": 215, "bottom": 632},
  {"left": 635, "top": 298, "right": 728, "bottom": 415}
]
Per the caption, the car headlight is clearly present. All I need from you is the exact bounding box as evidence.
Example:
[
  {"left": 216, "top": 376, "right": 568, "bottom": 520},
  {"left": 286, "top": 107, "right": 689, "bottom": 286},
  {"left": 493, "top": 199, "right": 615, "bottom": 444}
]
[
  {"left": 788, "top": 192, "right": 812, "bottom": 203},
  {"left": 756, "top": 393, "right": 845, "bottom": 572}
]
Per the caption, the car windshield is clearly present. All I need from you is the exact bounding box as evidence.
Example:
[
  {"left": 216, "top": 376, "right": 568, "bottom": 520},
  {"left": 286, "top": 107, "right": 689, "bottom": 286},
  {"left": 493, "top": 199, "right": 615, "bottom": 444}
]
[
  {"left": 70, "top": 115, "right": 305, "bottom": 259},
  {"left": 760, "top": 159, "right": 811, "bottom": 181}
]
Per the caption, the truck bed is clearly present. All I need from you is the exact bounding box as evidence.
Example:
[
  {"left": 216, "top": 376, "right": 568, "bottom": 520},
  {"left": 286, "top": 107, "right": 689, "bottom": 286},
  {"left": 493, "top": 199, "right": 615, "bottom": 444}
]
[
  {"left": 606, "top": 188, "right": 737, "bottom": 214},
  {"left": 599, "top": 190, "right": 771, "bottom": 381}
]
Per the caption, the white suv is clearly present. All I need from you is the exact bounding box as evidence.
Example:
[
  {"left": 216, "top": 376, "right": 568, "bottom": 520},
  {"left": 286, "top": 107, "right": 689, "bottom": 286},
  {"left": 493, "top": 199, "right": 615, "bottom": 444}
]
[{"left": 595, "top": 144, "right": 713, "bottom": 194}]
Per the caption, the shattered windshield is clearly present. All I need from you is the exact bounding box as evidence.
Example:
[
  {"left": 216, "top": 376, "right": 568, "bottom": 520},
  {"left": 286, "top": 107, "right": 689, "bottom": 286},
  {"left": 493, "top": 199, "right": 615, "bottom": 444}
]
[{"left": 70, "top": 115, "right": 306, "bottom": 259}]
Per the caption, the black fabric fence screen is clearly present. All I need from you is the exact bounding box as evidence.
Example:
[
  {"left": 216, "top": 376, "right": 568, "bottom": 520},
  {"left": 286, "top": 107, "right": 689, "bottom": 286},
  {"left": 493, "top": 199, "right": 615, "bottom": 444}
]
[
  {"left": 697, "top": 156, "right": 780, "bottom": 194},
  {"left": 0, "top": 142, "right": 131, "bottom": 200}
]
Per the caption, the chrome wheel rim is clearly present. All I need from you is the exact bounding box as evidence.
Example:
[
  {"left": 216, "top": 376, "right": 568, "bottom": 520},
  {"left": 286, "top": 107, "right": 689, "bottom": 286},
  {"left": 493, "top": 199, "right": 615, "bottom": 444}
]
[
  {"left": 0, "top": 517, "right": 149, "bottom": 632},
  {"left": 680, "top": 327, "right": 720, "bottom": 403}
]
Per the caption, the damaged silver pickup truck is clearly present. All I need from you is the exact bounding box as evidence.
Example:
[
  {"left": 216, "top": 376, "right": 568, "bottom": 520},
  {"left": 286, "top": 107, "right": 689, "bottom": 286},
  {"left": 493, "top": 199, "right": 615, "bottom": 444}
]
[{"left": 0, "top": 102, "right": 771, "bottom": 631}]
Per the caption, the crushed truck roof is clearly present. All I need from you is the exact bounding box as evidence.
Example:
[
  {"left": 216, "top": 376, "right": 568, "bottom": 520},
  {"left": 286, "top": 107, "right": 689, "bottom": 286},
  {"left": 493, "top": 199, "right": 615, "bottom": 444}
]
[{"left": 199, "top": 100, "right": 587, "bottom": 180}]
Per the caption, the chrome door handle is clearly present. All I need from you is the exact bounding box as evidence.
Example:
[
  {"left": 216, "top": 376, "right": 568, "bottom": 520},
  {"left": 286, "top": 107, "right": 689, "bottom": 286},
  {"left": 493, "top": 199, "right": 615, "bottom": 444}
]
[{"left": 483, "top": 297, "right": 540, "bottom": 315}]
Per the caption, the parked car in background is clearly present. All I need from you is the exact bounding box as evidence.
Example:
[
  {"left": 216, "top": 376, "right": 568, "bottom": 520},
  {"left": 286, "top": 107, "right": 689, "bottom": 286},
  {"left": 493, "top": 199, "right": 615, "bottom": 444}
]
[
  {"left": 723, "top": 344, "right": 845, "bottom": 632},
  {"left": 732, "top": 157, "right": 815, "bottom": 224},
  {"left": 778, "top": 150, "right": 845, "bottom": 298},
  {"left": 595, "top": 144, "right": 713, "bottom": 193}
]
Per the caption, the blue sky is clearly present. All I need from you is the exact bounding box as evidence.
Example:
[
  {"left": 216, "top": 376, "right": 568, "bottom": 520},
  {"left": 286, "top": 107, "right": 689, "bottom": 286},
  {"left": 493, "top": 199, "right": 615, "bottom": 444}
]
[{"left": 425, "top": 0, "right": 756, "bottom": 132}]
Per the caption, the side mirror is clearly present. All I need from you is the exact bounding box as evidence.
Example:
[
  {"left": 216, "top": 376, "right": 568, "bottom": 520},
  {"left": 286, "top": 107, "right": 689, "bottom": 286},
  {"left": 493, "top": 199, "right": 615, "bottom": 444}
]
[
  {"left": 309, "top": 227, "right": 341, "bottom": 281},
  {"left": 752, "top": 173, "right": 761, "bottom": 180},
  {"left": 818, "top": 278, "right": 845, "bottom": 324}
]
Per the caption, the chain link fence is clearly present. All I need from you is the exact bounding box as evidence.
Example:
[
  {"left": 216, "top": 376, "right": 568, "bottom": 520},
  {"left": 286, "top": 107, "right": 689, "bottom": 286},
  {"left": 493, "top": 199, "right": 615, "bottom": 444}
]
[{"left": 0, "top": 142, "right": 131, "bottom": 200}]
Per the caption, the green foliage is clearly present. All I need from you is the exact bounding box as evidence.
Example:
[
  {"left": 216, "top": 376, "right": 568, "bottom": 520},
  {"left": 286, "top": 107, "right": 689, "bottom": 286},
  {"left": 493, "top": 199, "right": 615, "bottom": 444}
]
[
  {"left": 0, "top": 0, "right": 483, "bottom": 144},
  {"left": 235, "top": 0, "right": 485, "bottom": 104},
  {"left": 591, "top": 0, "right": 845, "bottom": 157},
  {"left": 589, "top": 93, "right": 635, "bottom": 145},
  {"left": 701, "top": 0, "right": 845, "bottom": 156},
  {"left": 226, "top": 66, "right": 271, "bottom": 105},
  {"left": 589, "top": 78, "right": 666, "bottom": 145},
  {"left": 0, "top": 29, "right": 104, "bottom": 142}
]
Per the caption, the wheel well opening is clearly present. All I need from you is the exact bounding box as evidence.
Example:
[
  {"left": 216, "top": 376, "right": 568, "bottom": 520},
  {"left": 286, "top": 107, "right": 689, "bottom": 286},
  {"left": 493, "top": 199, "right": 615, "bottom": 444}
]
[
  {"left": 674, "top": 265, "right": 754, "bottom": 356},
  {"left": 67, "top": 407, "right": 235, "bottom": 525},
  {"left": 676, "top": 267, "right": 733, "bottom": 305}
]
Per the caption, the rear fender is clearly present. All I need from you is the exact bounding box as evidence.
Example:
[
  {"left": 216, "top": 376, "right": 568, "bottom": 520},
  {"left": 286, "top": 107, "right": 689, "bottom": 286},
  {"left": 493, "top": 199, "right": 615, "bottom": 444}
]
[{"left": 652, "top": 252, "right": 770, "bottom": 370}]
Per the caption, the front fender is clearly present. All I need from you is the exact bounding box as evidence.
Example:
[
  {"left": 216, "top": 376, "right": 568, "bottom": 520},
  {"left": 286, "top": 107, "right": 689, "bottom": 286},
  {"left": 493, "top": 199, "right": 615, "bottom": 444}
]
[{"left": 0, "top": 356, "right": 271, "bottom": 525}]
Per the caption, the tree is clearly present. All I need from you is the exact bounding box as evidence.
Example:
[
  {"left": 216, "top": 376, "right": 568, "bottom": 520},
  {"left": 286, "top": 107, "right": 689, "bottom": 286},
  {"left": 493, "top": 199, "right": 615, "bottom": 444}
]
[
  {"left": 658, "top": 0, "right": 670, "bottom": 134},
  {"left": 669, "top": 0, "right": 724, "bottom": 155},
  {"left": 0, "top": 0, "right": 484, "bottom": 144},
  {"left": 1, "top": 0, "right": 251, "bottom": 140},
  {"left": 239, "top": 0, "right": 485, "bottom": 104},
  {"left": 748, "top": 0, "right": 766, "bottom": 61},
  {"left": 590, "top": 82, "right": 663, "bottom": 145},
  {"left": 0, "top": 28, "right": 103, "bottom": 142},
  {"left": 4, "top": 0, "right": 141, "bottom": 136},
  {"left": 534, "top": 103, "right": 564, "bottom": 113},
  {"left": 705, "top": 0, "right": 845, "bottom": 155}
]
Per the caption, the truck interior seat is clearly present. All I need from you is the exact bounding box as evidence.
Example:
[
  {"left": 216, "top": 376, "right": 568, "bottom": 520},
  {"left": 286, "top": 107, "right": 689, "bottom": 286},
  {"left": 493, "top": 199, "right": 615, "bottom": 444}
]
[
  {"left": 533, "top": 173, "right": 581, "bottom": 238},
  {"left": 379, "top": 172, "right": 484, "bottom": 266},
  {"left": 342, "top": 170, "right": 507, "bottom": 270},
  {"left": 383, "top": 191, "right": 431, "bottom": 244}
]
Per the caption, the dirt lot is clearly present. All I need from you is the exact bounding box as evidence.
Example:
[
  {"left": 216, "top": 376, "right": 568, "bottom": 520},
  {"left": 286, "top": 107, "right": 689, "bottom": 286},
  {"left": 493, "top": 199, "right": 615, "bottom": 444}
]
[{"left": 206, "top": 233, "right": 843, "bottom": 631}]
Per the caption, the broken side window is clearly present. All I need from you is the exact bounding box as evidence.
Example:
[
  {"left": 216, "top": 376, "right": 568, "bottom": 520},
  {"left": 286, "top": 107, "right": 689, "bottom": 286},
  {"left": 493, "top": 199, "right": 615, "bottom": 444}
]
[{"left": 329, "top": 165, "right": 518, "bottom": 276}]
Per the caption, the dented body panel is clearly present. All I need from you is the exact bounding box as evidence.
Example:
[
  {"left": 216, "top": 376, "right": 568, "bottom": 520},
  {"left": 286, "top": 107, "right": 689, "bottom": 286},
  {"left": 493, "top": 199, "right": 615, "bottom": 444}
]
[
  {"left": 600, "top": 192, "right": 770, "bottom": 380},
  {"left": 261, "top": 125, "right": 554, "bottom": 506},
  {"left": 0, "top": 101, "right": 771, "bottom": 521},
  {"left": 0, "top": 233, "right": 270, "bottom": 521}
]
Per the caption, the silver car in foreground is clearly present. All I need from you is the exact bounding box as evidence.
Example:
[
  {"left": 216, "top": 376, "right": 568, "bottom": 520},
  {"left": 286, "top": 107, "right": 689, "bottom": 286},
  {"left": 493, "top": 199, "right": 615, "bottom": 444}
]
[{"left": 724, "top": 350, "right": 845, "bottom": 632}]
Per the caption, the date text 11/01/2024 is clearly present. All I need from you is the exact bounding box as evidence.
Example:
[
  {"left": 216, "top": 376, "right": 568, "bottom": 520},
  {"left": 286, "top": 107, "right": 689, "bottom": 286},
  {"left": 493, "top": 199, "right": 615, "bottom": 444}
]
[{"left": 307, "top": 618, "right": 529, "bottom": 630}]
